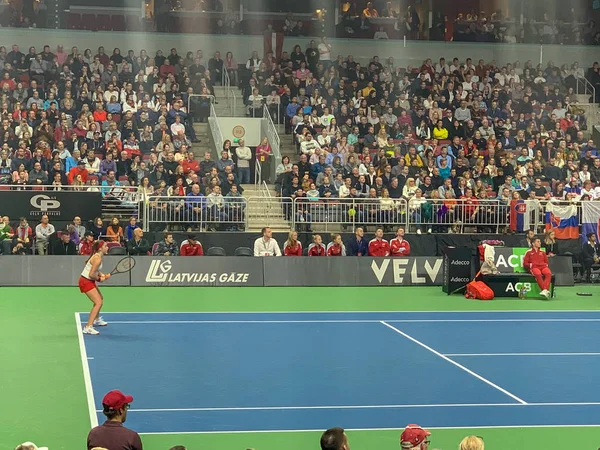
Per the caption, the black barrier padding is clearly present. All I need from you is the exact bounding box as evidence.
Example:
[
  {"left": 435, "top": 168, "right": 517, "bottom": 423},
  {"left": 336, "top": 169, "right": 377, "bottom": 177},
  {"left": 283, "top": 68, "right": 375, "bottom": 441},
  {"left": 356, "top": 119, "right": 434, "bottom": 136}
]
[
  {"left": 149, "top": 232, "right": 538, "bottom": 257},
  {"left": 0, "top": 256, "right": 130, "bottom": 286},
  {"left": 263, "top": 257, "right": 445, "bottom": 287}
]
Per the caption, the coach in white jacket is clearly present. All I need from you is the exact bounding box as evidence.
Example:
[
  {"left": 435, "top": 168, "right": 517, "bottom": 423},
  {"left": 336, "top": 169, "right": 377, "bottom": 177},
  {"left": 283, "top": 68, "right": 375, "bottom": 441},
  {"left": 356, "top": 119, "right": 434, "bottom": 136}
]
[{"left": 235, "top": 139, "right": 252, "bottom": 184}]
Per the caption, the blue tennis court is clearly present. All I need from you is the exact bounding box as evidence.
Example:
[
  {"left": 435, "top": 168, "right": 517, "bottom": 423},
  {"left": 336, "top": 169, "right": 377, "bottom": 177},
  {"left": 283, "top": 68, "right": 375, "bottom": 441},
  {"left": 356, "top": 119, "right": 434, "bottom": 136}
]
[{"left": 77, "top": 310, "right": 600, "bottom": 434}]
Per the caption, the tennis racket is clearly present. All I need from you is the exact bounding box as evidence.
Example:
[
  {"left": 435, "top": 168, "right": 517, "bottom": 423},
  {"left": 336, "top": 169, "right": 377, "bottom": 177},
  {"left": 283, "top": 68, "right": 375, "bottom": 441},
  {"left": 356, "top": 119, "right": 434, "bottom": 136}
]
[{"left": 109, "top": 256, "right": 136, "bottom": 275}]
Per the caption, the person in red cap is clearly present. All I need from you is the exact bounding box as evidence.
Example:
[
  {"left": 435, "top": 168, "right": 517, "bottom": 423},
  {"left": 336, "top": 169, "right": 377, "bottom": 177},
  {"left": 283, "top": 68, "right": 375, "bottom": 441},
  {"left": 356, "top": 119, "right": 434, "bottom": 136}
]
[
  {"left": 87, "top": 390, "right": 143, "bottom": 450},
  {"left": 400, "top": 424, "right": 431, "bottom": 449}
]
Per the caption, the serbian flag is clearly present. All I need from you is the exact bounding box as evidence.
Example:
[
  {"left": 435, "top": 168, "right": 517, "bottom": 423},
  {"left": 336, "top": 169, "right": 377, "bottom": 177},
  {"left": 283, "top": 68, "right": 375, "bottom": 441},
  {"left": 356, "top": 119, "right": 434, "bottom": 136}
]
[
  {"left": 545, "top": 201, "right": 579, "bottom": 239},
  {"left": 509, "top": 199, "right": 531, "bottom": 233},
  {"left": 582, "top": 202, "right": 600, "bottom": 243}
]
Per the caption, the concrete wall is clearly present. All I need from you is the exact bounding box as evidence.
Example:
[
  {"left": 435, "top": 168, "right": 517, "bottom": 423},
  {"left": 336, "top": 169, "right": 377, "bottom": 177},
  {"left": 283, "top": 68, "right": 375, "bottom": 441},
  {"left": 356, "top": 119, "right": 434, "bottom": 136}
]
[{"left": 1, "top": 28, "right": 597, "bottom": 67}]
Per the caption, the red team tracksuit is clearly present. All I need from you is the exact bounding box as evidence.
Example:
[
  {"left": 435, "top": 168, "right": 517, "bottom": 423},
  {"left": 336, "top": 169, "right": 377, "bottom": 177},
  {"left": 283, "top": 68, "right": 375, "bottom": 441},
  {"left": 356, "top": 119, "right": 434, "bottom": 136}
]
[
  {"left": 390, "top": 238, "right": 410, "bottom": 256},
  {"left": 523, "top": 247, "right": 552, "bottom": 291},
  {"left": 368, "top": 238, "right": 391, "bottom": 257},
  {"left": 307, "top": 243, "right": 326, "bottom": 256}
]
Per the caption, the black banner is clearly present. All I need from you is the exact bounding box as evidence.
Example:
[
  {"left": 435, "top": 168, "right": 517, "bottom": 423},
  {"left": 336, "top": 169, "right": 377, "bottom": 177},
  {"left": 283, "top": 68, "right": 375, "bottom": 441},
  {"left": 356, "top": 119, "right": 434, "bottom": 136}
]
[
  {"left": 442, "top": 247, "right": 473, "bottom": 294},
  {"left": 263, "top": 257, "right": 444, "bottom": 286},
  {"left": 130, "top": 256, "right": 264, "bottom": 287},
  {"left": 0, "top": 191, "right": 102, "bottom": 222}
]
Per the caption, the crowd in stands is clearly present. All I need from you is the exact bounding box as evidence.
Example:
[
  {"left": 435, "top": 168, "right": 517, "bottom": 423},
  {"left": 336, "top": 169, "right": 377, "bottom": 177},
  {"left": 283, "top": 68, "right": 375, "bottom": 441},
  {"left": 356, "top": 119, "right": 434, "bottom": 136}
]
[{"left": 234, "top": 41, "right": 600, "bottom": 233}]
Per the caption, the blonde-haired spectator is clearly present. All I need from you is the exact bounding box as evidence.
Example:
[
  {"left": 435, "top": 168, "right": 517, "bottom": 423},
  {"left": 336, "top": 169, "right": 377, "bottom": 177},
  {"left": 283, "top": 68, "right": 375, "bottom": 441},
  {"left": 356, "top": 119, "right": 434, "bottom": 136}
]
[{"left": 459, "top": 435, "right": 484, "bottom": 450}]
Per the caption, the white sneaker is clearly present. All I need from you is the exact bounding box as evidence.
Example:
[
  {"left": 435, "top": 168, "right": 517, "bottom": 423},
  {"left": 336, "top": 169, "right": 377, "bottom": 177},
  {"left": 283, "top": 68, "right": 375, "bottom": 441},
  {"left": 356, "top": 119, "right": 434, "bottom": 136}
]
[
  {"left": 540, "top": 290, "right": 550, "bottom": 299},
  {"left": 416, "top": 229, "right": 422, "bottom": 235},
  {"left": 94, "top": 316, "right": 108, "bottom": 326},
  {"left": 83, "top": 326, "right": 99, "bottom": 335}
]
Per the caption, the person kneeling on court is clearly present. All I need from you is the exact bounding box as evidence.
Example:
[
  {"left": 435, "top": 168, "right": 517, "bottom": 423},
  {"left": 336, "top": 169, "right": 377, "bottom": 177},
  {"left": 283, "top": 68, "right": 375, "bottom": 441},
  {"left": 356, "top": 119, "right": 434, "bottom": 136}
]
[
  {"left": 523, "top": 237, "right": 552, "bottom": 299},
  {"left": 87, "top": 390, "right": 143, "bottom": 450}
]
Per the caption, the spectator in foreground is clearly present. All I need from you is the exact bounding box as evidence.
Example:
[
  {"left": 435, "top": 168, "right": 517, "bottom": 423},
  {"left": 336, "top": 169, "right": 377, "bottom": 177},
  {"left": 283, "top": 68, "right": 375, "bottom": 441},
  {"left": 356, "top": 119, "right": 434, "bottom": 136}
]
[
  {"left": 127, "top": 229, "right": 151, "bottom": 256},
  {"left": 320, "top": 427, "right": 350, "bottom": 450},
  {"left": 254, "top": 226, "right": 281, "bottom": 256},
  {"left": 345, "top": 227, "right": 369, "bottom": 256},
  {"left": 13, "top": 217, "right": 33, "bottom": 254},
  {"left": 400, "top": 424, "right": 431, "bottom": 449},
  {"left": 87, "top": 390, "right": 143, "bottom": 450},
  {"left": 180, "top": 234, "right": 204, "bottom": 256},
  {"left": 35, "top": 214, "right": 55, "bottom": 255},
  {"left": 0, "top": 215, "right": 14, "bottom": 254},
  {"left": 15, "top": 442, "right": 48, "bottom": 450},
  {"left": 459, "top": 435, "right": 484, "bottom": 450},
  {"left": 154, "top": 232, "right": 179, "bottom": 256}
]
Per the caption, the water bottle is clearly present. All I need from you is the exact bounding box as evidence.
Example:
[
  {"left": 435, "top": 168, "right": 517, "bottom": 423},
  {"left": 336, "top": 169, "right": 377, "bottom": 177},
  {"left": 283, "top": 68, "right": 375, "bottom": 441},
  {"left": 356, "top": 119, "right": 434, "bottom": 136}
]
[{"left": 519, "top": 287, "right": 527, "bottom": 299}]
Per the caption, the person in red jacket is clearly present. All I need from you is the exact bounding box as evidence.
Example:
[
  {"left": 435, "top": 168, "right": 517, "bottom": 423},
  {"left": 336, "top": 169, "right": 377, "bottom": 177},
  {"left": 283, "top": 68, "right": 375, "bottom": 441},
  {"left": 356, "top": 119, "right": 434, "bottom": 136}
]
[
  {"left": 307, "top": 234, "right": 326, "bottom": 256},
  {"left": 368, "top": 227, "right": 390, "bottom": 256},
  {"left": 523, "top": 237, "right": 552, "bottom": 299},
  {"left": 390, "top": 227, "right": 411, "bottom": 256},
  {"left": 180, "top": 234, "right": 204, "bottom": 256},
  {"left": 68, "top": 160, "right": 89, "bottom": 184},
  {"left": 283, "top": 230, "right": 302, "bottom": 256},
  {"left": 327, "top": 234, "right": 346, "bottom": 256},
  {"left": 181, "top": 151, "right": 201, "bottom": 175}
]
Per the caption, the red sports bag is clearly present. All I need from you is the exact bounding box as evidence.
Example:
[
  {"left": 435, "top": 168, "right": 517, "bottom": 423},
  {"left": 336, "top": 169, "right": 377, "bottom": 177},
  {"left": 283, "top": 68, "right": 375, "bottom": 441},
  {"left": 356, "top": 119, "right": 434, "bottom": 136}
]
[{"left": 465, "top": 281, "right": 495, "bottom": 300}]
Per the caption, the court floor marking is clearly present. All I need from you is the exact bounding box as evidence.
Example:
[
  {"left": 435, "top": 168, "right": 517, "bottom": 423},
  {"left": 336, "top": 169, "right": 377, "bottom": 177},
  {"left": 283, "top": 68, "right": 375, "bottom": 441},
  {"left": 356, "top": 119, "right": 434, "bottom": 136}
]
[
  {"left": 380, "top": 321, "right": 528, "bottom": 405},
  {"left": 103, "top": 402, "right": 600, "bottom": 413},
  {"left": 138, "top": 424, "right": 600, "bottom": 435},
  {"left": 75, "top": 313, "right": 99, "bottom": 428},
  {"left": 80, "top": 310, "right": 600, "bottom": 314},
  {"left": 446, "top": 352, "right": 600, "bottom": 357},
  {"left": 97, "top": 319, "right": 600, "bottom": 324}
]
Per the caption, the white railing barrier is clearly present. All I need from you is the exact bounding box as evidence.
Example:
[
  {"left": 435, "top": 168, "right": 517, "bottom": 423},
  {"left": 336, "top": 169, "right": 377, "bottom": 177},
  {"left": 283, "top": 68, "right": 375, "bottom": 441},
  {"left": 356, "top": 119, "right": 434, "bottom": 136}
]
[{"left": 144, "top": 195, "right": 248, "bottom": 232}]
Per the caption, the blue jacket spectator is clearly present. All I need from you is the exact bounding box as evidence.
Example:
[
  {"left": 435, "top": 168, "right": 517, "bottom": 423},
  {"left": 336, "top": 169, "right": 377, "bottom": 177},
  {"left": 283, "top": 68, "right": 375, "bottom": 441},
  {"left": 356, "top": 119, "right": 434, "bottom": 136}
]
[{"left": 345, "top": 229, "right": 369, "bottom": 256}]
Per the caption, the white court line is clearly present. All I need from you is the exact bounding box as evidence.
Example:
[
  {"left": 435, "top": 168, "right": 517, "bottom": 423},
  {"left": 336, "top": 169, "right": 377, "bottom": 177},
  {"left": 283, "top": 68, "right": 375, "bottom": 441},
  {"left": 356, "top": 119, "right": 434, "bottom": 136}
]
[
  {"left": 446, "top": 353, "right": 600, "bottom": 357},
  {"left": 380, "top": 321, "right": 528, "bottom": 405},
  {"left": 138, "top": 424, "right": 600, "bottom": 435},
  {"left": 78, "top": 309, "right": 600, "bottom": 314},
  {"left": 99, "top": 318, "right": 600, "bottom": 324},
  {"left": 75, "top": 313, "right": 99, "bottom": 428},
  {"left": 103, "top": 402, "right": 600, "bottom": 413}
]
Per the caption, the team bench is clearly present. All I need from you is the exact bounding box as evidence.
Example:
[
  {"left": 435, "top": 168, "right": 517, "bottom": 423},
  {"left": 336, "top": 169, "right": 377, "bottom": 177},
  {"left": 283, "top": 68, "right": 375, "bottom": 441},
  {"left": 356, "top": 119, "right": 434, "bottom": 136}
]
[{"left": 480, "top": 273, "right": 556, "bottom": 299}]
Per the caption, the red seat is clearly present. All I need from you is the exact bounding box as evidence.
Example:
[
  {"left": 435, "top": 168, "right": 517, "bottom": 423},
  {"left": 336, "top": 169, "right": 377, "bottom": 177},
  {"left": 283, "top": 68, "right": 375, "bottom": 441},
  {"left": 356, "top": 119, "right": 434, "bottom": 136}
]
[
  {"left": 125, "top": 15, "right": 140, "bottom": 31},
  {"left": 68, "top": 13, "right": 82, "bottom": 29},
  {"left": 81, "top": 14, "right": 97, "bottom": 30},
  {"left": 96, "top": 14, "right": 111, "bottom": 31},
  {"left": 111, "top": 15, "right": 126, "bottom": 31}
]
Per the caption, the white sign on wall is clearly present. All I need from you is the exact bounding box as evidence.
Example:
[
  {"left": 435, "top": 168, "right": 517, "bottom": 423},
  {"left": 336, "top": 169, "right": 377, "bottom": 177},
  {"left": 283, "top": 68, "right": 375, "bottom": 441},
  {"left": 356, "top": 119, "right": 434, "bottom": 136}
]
[{"left": 217, "top": 118, "right": 263, "bottom": 147}]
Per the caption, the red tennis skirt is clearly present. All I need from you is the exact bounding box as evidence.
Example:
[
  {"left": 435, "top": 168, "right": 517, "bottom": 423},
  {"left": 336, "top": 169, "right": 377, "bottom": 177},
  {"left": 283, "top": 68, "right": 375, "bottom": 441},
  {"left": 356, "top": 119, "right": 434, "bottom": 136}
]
[{"left": 78, "top": 276, "right": 98, "bottom": 294}]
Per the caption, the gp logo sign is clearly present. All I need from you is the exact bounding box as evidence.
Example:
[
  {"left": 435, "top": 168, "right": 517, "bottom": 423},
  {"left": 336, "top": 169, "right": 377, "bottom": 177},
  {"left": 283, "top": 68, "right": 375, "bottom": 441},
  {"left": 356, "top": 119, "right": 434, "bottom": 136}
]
[{"left": 30, "top": 194, "right": 61, "bottom": 215}]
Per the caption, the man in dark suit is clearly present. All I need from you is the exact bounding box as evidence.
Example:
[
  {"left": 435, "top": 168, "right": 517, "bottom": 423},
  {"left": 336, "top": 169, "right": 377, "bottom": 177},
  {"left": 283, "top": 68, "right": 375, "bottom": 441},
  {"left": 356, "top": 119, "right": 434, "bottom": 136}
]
[
  {"left": 345, "top": 227, "right": 369, "bottom": 256},
  {"left": 582, "top": 233, "right": 600, "bottom": 282}
]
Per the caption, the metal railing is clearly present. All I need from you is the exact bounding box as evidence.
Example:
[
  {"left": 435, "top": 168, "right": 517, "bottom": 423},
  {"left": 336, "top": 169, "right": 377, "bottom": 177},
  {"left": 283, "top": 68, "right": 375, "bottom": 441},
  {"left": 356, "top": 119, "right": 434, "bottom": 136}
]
[
  {"left": 247, "top": 196, "right": 291, "bottom": 229},
  {"left": 287, "top": 197, "right": 409, "bottom": 231},
  {"left": 577, "top": 76, "right": 596, "bottom": 104},
  {"left": 406, "top": 198, "right": 508, "bottom": 233},
  {"left": 254, "top": 159, "right": 262, "bottom": 188},
  {"left": 208, "top": 102, "right": 224, "bottom": 156},
  {"left": 143, "top": 195, "right": 248, "bottom": 232},
  {"left": 187, "top": 93, "right": 215, "bottom": 122},
  {"left": 262, "top": 104, "right": 282, "bottom": 185}
]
